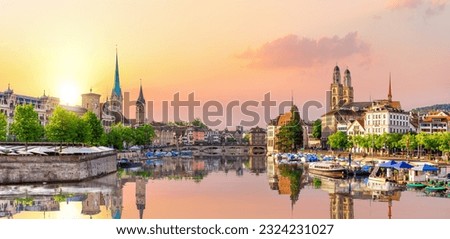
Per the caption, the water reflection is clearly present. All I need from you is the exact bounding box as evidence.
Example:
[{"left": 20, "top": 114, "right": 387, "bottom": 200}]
[
  {"left": 0, "top": 173, "right": 122, "bottom": 219},
  {"left": 1, "top": 155, "right": 448, "bottom": 219}
]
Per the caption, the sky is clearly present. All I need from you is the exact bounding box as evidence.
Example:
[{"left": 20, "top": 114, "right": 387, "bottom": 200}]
[{"left": 1, "top": 0, "right": 449, "bottom": 128}]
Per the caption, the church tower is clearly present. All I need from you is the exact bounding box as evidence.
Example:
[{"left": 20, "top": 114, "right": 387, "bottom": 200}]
[
  {"left": 330, "top": 65, "right": 343, "bottom": 110},
  {"left": 136, "top": 80, "right": 146, "bottom": 125},
  {"left": 82, "top": 88, "right": 101, "bottom": 118},
  {"left": 342, "top": 68, "right": 354, "bottom": 105},
  {"left": 110, "top": 48, "right": 123, "bottom": 114}
]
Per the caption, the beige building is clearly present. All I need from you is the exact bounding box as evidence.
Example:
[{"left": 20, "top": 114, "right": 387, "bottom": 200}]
[
  {"left": 418, "top": 111, "right": 450, "bottom": 133},
  {"left": 330, "top": 65, "right": 354, "bottom": 110},
  {"left": 249, "top": 126, "right": 266, "bottom": 146},
  {"left": 81, "top": 89, "right": 101, "bottom": 118}
]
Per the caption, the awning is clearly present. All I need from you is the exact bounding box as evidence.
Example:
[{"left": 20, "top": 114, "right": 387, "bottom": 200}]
[{"left": 412, "top": 164, "right": 439, "bottom": 172}]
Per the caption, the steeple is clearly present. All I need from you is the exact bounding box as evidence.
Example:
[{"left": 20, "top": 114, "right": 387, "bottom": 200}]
[
  {"left": 388, "top": 73, "right": 392, "bottom": 102},
  {"left": 111, "top": 47, "right": 123, "bottom": 101},
  {"left": 333, "top": 65, "right": 341, "bottom": 84},
  {"left": 137, "top": 79, "right": 145, "bottom": 104}
]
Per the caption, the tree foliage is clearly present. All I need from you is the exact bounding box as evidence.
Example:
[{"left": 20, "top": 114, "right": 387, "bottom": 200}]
[
  {"left": 0, "top": 113, "right": 7, "bottom": 141},
  {"left": 83, "top": 111, "right": 104, "bottom": 145},
  {"left": 327, "top": 131, "right": 349, "bottom": 150},
  {"left": 312, "top": 119, "right": 322, "bottom": 139},
  {"left": 106, "top": 123, "right": 156, "bottom": 150},
  {"left": 276, "top": 106, "right": 303, "bottom": 153},
  {"left": 10, "top": 104, "right": 44, "bottom": 147},
  {"left": 45, "top": 107, "right": 78, "bottom": 144},
  {"left": 191, "top": 118, "right": 208, "bottom": 129}
]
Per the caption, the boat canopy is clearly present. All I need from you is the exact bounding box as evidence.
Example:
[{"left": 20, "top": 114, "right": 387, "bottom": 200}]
[
  {"left": 378, "top": 160, "right": 398, "bottom": 168},
  {"left": 393, "top": 161, "right": 413, "bottom": 170},
  {"left": 412, "top": 164, "right": 439, "bottom": 172}
]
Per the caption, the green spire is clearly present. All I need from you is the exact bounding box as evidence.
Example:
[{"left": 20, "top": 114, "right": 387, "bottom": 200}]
[{"left": 112, "top": 47, "right": 122, "bottom": 100}]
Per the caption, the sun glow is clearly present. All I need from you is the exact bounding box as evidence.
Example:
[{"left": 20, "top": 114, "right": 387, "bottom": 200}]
[{"left": 58, "top": 80, "right": 81, "bottom": 106}]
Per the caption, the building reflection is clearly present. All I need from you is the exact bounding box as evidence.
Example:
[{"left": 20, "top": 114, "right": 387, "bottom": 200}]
[
  {"left": 81, "top": 193, "right": 101, "bottom": 218},
  {"left": 329, "top": 193, "right": 354, "bottom": 219},
  {"left": 135, "top": 177, "right": 147, "bottom": 219},
  {"left": 0, "top": 173, "right": 123, "bottom": 219},
  {"left": 0, "top": 156, "right": 411, "bottom": 219},
  {"left": 248, "top": 155, "right": 266, "bottom": 175},
  {"left": 266, "top": 156, "right": 305, "bottom": 214},
  {"left": 309, "top": 173, "right": 404, "bottom": 219}
]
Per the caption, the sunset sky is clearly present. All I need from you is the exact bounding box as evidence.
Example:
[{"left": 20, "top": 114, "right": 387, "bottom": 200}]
[{"left": 1, "top": 0, "right": 449, "bottom": 127}]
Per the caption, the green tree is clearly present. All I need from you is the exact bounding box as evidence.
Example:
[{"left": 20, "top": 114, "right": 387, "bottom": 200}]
[
  {"left": 275, "top": 105, "right": 303, "bottom": 152},
  {"left": 73, "top": 116, "right": 92, "bottom": 144},
  {"left": 106, "top": 123, "right": 125, "bottom": 150},
  {"left": 133, "top": 124, "right": 155, "bottom": 147},
  {"left": 82, "top": 111, "right": 104, "bottom": 145},
  {"left": 276, "top": 121, "right": 303, "bottom": 153},
  {"left": 399, "top": 133, "right": 417, "bottom": 157},
  {"left": 10, "top": 104, "right": 44, "bottom": 149},
  {"left": 417, "top": 132, "right": 440, "bottom": 158},
  {"left": 191, "top": 118, "right": 208, "bottom": 129},
  {"left": 327, "top": 131, "right": 349, "bottom": 150},
  {"left": 0, "top": 113, "right": 7, "bottom": 141},
  {"left": 437, "top": 132, "right": 450, "bottom": 155},
  {"left": 45, "top": 107, "right": 78, "bottom": 149},
  {"left": 312, "top": 119, "right": 322, "bottom": 139}
]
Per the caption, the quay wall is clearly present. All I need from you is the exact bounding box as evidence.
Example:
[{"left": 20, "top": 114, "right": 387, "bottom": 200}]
[{"left": 0, "top": 152, "right": 117, "bottom": 184}]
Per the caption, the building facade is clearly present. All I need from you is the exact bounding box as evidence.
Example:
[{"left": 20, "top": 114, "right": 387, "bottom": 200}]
[
  {"left": 249, "top": 126, "right": 266, "bottom": 146},
  {"left": 418, "top": 111, "right": 450, "bottom": 133}
]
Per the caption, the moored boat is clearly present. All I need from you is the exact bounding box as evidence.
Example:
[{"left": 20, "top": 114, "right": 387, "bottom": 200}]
[
  {"left": 117, "top": 158, "right": 143, "bottom": 169},
  {"left": 425, "top": 186, "right": 447, "bottom": 193},
  {"left": 308, "top": 161, "right": 347, "bottom": 178},
  {"left": 406, "top": 183, "right": 427, "bottom": 189}
]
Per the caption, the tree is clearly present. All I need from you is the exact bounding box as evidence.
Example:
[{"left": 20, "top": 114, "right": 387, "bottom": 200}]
[
  {"left": 0, "top": 113, "right": 7, "bottom": 141},
  {"left": 73, "top": 116, "right": 92, "bottom": 144},
  {"left": 327, "top": 131, "right": 349, "bottom": 150},
  {"left": 45, "top": 107, "right": 78, "bottom": 149},
  {"left": 10, "top": 104, "right": 44, "bottom": 149},
  {"left": 417, "top": 132, "right": 439, "bottom": 158},
  {"left": 276, "top": 105, "right": 303, "bottom": 153},
  {"left": 82, "top": 111, "right": 104, "bottom": 145},
  {"left": 312, "top": 119, "right": 322, "bottom": 139},
  {"left": 399, "top": 133, "right": 417, "bottom": 157},
  {"left": 133, "top": 124, "right": 155, "bottom": 147},
  {"left": 106, "top": 123, "right": 125, "bottom": 150},
  {"left": 191, "top": 118, "right": 208, "bottom": 129},
  {"left": 438, "top": 132, "right": 450, "bottom": 154}
]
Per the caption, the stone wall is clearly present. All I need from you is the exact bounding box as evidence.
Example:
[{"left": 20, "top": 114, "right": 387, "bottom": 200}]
[{"left": 0, "top": 152, "right": 117, "bottom": 184}]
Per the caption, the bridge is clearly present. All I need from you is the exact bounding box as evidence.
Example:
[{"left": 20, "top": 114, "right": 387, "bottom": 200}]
[{"left": 149, "top": 144, "right": 267, "bottom": 156}]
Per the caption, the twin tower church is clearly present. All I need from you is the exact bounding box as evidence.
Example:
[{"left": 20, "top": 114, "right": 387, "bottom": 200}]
[{"left": 82, "top": 49, "right": 146, "bottom": 130}]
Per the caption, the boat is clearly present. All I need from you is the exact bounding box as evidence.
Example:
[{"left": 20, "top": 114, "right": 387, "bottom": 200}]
[
  {"left": 367, "top": 166, "right": 405, "bottom": 191},
  {"left": 406, "top": 183, "right": 427, "bottom": 189},
  {"left": 117, "top": 158, "right": 143, "bottom": 169},
  {"left": 424, "top": 186, "right": 447, "bottom": 193},
  {"left": 308, "top": 161, "right": 347, "bottom": 178}
]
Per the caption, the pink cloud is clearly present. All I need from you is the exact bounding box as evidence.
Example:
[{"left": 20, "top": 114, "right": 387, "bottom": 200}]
[
  {"left": 386, "top": 0, "right": 424, "bottom": 10},
  {"left": 386, "top": 0, "right": 448, "bottom": 16},
  {"left": 236, "top": 32, "right": 370, "bottom": 69},
  {"left": 426, "top": 0, "right": 448, "bottom": 16}
]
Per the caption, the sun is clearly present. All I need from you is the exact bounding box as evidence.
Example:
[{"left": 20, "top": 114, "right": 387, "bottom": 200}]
[{"left": 58, "top": 80, "right": 81, "bottom": 106}]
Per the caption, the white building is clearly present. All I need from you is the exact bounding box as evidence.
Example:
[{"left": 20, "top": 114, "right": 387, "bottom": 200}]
[
  {"left": 0, "top": 85, "right": 59, "bottom": 129},
  {"left": 347, "top": 119, "right": 365, "bottom": 136},
  {"left": 266, "top": 125, "right": 277, "bottom": 153},
  {"left": 365, "top": 106, "right": 410, "bottom": 135}
]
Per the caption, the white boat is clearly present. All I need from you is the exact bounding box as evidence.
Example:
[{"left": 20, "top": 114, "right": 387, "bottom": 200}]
[
  {"left": 367, "top": 166, "right": 404, "bottom": 191},
  {"left": 308, "top": 161, "right": 347, "bottom": 178}
]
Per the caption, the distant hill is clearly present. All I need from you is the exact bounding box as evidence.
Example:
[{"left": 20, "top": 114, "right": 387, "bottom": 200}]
[{"left": 412, "top": 104, "right": 450, "bottom": 114}]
